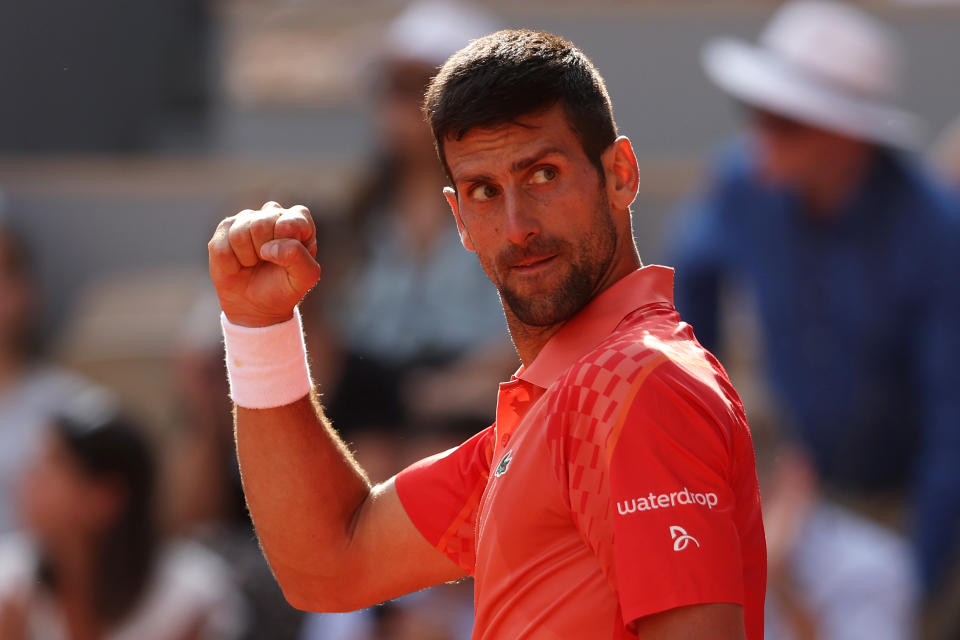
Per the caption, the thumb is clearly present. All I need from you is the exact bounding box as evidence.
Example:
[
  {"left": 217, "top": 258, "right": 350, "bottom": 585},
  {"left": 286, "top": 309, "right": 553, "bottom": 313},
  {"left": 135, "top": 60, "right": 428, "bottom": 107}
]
[{"left": 260, "top": 239, "right": 322, "bottom": 289}]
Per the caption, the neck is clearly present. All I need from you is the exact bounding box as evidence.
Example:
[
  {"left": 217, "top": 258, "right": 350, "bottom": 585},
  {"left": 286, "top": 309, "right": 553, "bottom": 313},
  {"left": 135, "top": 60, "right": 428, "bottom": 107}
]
[
  {"left": 48, "top": 536, "right": 106, "bottom": 640},
  {"left": 49, "top": 536, "right": 97, "bottom": 596},
  {"left": 508, "top": 248, "right": 641, "bottom": 366},
  {"left": 505, "top": 317, "right": 564, "bottom": 367}
]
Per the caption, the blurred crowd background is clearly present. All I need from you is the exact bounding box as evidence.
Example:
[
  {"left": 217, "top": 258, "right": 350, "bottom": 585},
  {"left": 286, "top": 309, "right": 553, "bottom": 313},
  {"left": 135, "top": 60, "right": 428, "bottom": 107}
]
[{"left": 0, "top": 1, "right": 959, "bottom": 639}]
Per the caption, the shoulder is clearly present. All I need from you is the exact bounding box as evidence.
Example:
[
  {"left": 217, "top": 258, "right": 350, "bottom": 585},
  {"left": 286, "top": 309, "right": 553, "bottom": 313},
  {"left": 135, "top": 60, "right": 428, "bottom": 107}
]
[
  {"left": 548, "top": 311, "right": 739, "bottom": 453},
  {"left": 884, "top": 153, "right": 960, "bottom": 231},
  {"left": 400, "top": 425, "right": 495, "bottom": 480},
  {"left": 881, "top": 156, "right": 960, "bottom": 287}
]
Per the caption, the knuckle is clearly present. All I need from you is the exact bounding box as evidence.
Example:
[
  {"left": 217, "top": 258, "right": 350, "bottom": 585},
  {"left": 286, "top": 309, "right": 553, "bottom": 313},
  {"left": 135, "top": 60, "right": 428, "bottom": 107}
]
[
  {"left": 227, "top": 219, "right": 248, "bottom": 241},
  {"left": 251, "top": 215, "right": 275, "bottom": 236},
  {"left": 209, "top": 240, "right": 233, "bottom": 259},
  {"left": 290, "top": 204, "right": 312, "bottom": 218}
]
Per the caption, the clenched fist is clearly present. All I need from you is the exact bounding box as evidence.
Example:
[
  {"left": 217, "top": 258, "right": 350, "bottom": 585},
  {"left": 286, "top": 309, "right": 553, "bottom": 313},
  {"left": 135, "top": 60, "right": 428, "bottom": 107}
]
[{"left": 208, "top": 202, "right": 322, "bottom": 328}]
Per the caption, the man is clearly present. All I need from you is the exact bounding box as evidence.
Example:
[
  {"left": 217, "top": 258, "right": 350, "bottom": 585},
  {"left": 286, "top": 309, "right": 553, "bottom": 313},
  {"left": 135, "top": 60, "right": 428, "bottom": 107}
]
[
  {"left": 668, "top": 0, "right": 960, "bottom": 600},
  {"left": 209, "top": 30, "right": 765, "bottom": 639}
]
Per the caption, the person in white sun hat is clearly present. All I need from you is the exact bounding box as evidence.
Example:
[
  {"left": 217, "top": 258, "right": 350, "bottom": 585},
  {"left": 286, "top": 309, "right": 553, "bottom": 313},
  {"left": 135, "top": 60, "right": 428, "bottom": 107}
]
[
  {"left": 667, "top": 0, "right": 960, "bottom": 629},
  {"left": 702, "top": 0, "right": 922, "bottom": 150}
]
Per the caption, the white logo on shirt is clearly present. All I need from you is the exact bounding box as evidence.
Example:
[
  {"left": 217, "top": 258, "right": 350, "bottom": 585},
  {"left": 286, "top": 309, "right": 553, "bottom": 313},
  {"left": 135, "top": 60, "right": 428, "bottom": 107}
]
[
  {"left": 670, "top": 525, "right": 700, "bottom": 551},
  {"left": 615, "top": 488, "right": 719, "bottom": 516}
]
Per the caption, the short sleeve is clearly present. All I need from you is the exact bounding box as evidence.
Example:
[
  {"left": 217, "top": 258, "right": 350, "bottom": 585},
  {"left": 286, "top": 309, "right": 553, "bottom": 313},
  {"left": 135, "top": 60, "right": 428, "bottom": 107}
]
[
  {"left": 554, "top": 359, "right": 746, "bottom": 628},
  {"left": 395, "top": 426, "right": 495, "bottom": 574}
]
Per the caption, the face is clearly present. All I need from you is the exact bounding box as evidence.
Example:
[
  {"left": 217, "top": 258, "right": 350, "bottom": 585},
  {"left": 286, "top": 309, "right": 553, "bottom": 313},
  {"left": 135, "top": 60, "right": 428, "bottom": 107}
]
[
  {"left": 747, "top": 108, "right": 859, "bottom": 188},
  {"left": 17, "top": 434, "right": 119, "bottom": 545},
  {"left": 443, "top": 105, "right": 631, "bottom": 327}
]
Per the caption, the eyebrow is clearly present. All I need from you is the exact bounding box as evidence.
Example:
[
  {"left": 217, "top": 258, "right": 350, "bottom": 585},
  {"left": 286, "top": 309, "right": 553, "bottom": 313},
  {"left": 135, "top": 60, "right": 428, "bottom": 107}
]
[
  {"left": 510, "top": 146, "right": 565, "bottom": 173},
  {"left": 456, "top": 146, "right": 567, "bottom": 186}
]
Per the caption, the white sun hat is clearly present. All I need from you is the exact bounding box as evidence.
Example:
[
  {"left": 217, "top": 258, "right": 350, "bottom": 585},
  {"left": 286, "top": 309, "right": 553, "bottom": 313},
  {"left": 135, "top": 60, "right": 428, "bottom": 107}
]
[
  {"left": 385, "top": 0, "right": 500, "bottom": 67},
  {"left": 702, "top": 0, "right": 922, "bottom": 148}
]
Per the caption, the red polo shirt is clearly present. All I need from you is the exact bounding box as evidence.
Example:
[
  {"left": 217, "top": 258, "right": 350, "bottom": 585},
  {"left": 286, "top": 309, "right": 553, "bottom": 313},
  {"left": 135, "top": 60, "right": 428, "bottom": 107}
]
[{"left": 396, "top": 265, "right": 766, "bottom": 639}]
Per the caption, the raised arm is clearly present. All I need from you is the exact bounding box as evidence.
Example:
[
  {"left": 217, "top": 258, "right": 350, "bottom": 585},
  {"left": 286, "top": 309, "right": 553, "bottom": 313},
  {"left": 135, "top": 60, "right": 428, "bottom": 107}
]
[{"left": 207, "top": 203, "right": 466, "bottom": 612}]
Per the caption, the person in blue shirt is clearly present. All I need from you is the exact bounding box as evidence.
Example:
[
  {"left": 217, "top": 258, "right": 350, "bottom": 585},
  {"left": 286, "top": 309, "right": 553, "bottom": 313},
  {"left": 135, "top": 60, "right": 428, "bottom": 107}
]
[{"left": 668, "top": 0, "right": 960, "bottom": 599}]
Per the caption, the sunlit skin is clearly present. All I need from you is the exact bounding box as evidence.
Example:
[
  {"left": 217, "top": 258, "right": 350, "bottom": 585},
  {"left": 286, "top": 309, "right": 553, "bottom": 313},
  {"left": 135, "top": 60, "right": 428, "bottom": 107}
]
[{"left": 442, "top": 104, "right": 642, "bottom": 365}]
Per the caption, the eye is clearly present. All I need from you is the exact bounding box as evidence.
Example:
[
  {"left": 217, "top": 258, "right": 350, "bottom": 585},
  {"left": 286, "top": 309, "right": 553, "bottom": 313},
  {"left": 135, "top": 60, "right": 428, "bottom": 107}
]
[
  {"left": 530, "top": 166, "right": 558, "bottom": 185},
  {"left": 470, "top": 183, "right": 500, "bottom": 202}
]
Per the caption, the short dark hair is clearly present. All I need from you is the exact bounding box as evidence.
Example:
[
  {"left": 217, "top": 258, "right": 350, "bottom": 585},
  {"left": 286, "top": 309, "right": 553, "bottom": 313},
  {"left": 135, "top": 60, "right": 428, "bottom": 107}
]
[{"left": 424, "top": 29, "right": 618, "bottom": 185}]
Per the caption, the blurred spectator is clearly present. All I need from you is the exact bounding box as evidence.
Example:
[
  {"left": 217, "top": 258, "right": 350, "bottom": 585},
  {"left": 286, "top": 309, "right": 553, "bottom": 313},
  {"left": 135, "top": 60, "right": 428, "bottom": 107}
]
[
  {"left": 0, "top": 390, "right": 244, "bottom": 639},
  {"left": 756, "top": 427, "right": 918, "bottom": 640},
  {"left": 164, "top": 286, "right": 305, "bottom": 640},
  {"left": 322, "top": 0, "right": 513, "bottom": 447},
  {"left": 0, "top": 206, "right": 91, "bottom": 535},
  {"left": 668, "top": 0, "right": 960, "bottom": 605}
]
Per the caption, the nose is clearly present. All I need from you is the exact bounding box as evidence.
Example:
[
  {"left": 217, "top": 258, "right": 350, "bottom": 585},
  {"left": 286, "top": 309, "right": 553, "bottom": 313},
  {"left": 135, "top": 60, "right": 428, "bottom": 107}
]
[{"left": 502, "top": 188, "right": 541, "bottom": 247}]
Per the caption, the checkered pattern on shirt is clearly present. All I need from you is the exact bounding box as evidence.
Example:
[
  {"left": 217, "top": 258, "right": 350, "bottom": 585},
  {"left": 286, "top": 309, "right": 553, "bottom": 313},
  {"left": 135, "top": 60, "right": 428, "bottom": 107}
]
[{"left": 544, "top": 309, "right": 686, "bottom": 594}]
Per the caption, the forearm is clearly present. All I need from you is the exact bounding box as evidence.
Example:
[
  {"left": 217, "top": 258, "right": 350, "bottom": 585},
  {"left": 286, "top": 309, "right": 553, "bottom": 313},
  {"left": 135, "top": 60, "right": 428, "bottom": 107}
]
[
  {"left": 209, "top": 205, "right": 464, "bottom": 611},
  {"left": 235, "top": 392, "right": 371, "bottom": 599}
]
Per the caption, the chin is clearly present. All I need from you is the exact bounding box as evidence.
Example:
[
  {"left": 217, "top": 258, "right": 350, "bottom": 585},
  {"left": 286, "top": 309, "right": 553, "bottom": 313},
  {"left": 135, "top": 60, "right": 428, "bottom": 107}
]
[{"left": 503, "top": 286, "right": 588, "bottom": 327}]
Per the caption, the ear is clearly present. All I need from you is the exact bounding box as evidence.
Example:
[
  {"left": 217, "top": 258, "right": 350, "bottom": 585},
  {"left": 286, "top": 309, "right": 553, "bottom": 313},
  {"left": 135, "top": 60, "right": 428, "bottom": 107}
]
[
  {"left": 601, "top": 136, "right": 640, "bottom": 211},
  {"left": 443, "top": 186, "right": 476, "bottom": 252}
]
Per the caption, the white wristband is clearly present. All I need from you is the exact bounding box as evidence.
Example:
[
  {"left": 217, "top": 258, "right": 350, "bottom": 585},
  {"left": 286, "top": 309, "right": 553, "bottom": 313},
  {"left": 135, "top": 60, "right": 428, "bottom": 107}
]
[{"left": 221, "top": 308, "right": 313, "bottom": 409}]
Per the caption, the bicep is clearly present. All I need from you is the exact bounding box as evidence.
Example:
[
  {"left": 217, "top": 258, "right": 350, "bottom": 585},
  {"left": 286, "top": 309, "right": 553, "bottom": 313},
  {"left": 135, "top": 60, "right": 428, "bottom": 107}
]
[
  {"left": 333, "top": 478, "right": 468, "bottom": 611},
  {"left": 633, "top": 603, "right": 745, "bottom": 639}
]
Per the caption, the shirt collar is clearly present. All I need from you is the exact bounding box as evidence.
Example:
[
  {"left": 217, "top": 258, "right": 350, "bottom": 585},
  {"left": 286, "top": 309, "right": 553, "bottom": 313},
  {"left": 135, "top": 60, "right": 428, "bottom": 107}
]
[{"left": 515, "top": 265, "right": 675, "bottom": 389}]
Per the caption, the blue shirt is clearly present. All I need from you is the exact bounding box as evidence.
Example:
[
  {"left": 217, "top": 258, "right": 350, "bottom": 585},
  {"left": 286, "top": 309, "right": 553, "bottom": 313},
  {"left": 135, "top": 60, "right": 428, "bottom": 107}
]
[{"left": 667, "top": 140, "right": 960, "bottom": 592}]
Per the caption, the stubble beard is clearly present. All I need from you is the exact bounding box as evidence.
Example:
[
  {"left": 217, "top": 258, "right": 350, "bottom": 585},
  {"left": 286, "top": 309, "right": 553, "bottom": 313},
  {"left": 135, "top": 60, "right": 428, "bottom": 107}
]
[{"left": 494, "top": 192, "right": 618, "bottom": 327}]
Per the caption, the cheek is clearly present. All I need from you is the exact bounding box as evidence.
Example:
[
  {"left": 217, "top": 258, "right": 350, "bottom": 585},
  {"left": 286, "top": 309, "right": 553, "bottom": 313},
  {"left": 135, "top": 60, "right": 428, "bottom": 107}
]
[
  {"left": 457, "top": 209, "right": 499, "bottom": 252},
  {"left": 756, "top": 137, "right": 805, "bottom": 180},
  {"left": 19, "top": 465, "right": 85, "bottom": 533}
]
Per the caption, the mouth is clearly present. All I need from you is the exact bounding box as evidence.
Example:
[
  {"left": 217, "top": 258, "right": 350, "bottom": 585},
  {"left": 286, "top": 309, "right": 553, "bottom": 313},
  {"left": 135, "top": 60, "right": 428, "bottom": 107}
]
[{"left": 510, "top": 254, "right": 557, "bottom": 274}]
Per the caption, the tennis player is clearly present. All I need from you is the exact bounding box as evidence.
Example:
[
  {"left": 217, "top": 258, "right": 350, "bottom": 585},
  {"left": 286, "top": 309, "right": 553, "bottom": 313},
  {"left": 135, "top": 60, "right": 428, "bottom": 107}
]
[{"left": 208, "top": 30, "right": 766, "bottom": 639}]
